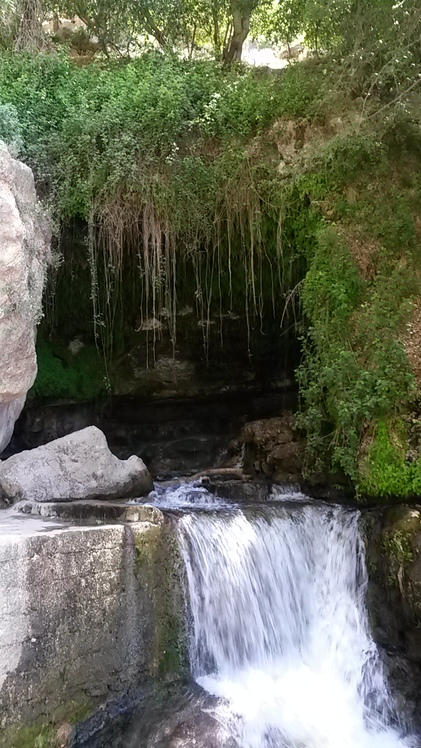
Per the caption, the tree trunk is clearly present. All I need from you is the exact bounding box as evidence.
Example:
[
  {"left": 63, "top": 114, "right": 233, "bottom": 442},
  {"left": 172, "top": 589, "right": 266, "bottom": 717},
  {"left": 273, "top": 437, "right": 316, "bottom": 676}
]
[
  {"left": 14, "top": 0, "right": 43, "bottom": 50},
  {"left": 141, "top": 8, "right": 167, "bottom": 49},
  {"left": 223, "top": 0, "right": 255, "bottom": 65}
]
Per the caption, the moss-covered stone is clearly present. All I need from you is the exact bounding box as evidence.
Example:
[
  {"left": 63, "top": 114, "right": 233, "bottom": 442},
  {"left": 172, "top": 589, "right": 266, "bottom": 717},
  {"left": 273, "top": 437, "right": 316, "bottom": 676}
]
[
  {"left": 365, "top": 505, "right": 421, "bottom": 639},
  {"left": 132, "top": 518, "right": 188, "bottom": 680},
  {"left": 377, "top": 507, "right": 421, "bottom": 590},
  {"left": 0, "top": 518, "right": 186, "bottom": 740},
  {"left": 0, "top": 698, "right": 91, "bottom": 748},
  {"left": 1, "top": 723, "right": 57, "bottom": 748},
  {"left": 363, "top": 507, "right": 421, "bottom": 726},
  {"left": 29, "top": 337, "right": 107, "bottom": 402}
]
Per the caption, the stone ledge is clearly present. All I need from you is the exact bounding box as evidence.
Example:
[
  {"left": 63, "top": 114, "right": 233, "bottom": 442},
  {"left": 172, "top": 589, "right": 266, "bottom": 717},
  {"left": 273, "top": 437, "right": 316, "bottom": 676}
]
[
  {"left": 0, "top": 510, "right": 184, "bottom": 734},
  {"left": 18, "top": 499, "right": 163, "bottom": 525}
]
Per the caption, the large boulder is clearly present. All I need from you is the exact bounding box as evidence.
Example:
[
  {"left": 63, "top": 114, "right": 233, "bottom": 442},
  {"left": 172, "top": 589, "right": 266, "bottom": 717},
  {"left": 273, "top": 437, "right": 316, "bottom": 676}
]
[
  {"left": 0, "top": 426, "right": 153, "bottom": 503},
  {"left": 0, "top": 141, "right": 50, "bottom": 453}
]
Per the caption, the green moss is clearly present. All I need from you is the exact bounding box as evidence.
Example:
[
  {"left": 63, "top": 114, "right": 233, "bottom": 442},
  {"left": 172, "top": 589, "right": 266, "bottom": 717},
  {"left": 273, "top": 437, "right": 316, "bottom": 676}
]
[
  {"left": 133, "top": 524, "right": 162, "bottom": 567},
  {"left": 30, "top": 338, "right": 107, "bottom": 401},
  {"left": 133, "top": 523, "right": 187, "bottom": 678},
  {"left": 382, "top": 529, "right": 415, "bottom": 565},
  {"left": 53, "top": 698, "right": 92, "bottom": 726},
  {"left": 0, "top": 698, "right": 93, "bottom": 748},
  {"left": 359, "top": 420, "right": 421, "bottom": 499},
  {"left": 382, "top": 527, "right": 416, "bottom": 587},
  {"left": 158, "top": 610, "right": 186, "bottom": 676},
  {"left": 1, "top": 723, "right": 56, "bottom": 748},
  {"left": 157, "top": 529, "right": 188, "bottom": 678}
]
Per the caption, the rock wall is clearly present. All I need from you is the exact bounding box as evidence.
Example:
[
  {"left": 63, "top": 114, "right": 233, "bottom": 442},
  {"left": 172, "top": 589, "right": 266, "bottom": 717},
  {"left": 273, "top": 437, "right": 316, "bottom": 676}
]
[
  {"left": 364, "top": 505, "right": 421, "bottom": 727},
  {"left": 0, "top": 507, "right": 185, "bottom": 746},
  {"left": 0, "top": 142, "right": 50, "bottom": 454},
  {"left": 7, "top": 392, "right": 297, "bottom": 479}
]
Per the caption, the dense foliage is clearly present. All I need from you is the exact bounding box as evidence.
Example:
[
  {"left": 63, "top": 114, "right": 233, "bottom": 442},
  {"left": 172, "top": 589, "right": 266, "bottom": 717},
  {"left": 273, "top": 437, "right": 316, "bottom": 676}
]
[
  {"left": 292, "top": 119, "right": 421, "bottom": 495},
  {"left": 1, "top": 0, "right": 421, "bottom": 498},
  {"left": 0, "top": 51, "right": 320, "bottom": 363},
  {"left": 1, "top": 0, "right": 421, "bottom": 78},
  {"left": 0, "top": 51, "right": 322, "bottom": 216}
]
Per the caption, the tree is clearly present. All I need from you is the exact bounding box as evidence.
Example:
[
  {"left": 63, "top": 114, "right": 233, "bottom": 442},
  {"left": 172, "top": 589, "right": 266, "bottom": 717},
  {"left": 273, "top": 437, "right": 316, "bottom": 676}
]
[
  {"left": 223, "top": 0, "right": 260, "bottom": 64},
  {"left": 45, "top": 0, "right": 264, "bottom": 62},
  {"left": 0, "top": 0, "right": 46, "bottom": 50}
]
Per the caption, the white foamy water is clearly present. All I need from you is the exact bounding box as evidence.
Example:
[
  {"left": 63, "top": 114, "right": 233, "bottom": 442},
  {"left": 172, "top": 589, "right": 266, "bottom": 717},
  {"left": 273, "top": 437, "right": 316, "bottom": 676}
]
[
  {"left": 142, "top": 480, "right": 235, "bottom": 510},
  {"left": 178, "top": 503, "right": 417, "bottom": 748}
]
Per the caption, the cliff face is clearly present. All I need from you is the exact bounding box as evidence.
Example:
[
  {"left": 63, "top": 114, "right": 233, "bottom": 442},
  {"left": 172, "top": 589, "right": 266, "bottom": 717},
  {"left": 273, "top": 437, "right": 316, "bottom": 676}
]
[{"left": 0, "top": 142, "right": 50, "bottom": 453}]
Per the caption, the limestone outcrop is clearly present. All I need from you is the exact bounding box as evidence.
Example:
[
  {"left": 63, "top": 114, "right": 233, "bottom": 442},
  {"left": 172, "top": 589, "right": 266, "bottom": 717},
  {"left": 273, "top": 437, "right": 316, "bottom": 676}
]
[
  {"left": 0, "top": 141, "right": 50, "bottom": 454},
  {"left": 0, "top": 426, "right": 153, "bottom": 502}
]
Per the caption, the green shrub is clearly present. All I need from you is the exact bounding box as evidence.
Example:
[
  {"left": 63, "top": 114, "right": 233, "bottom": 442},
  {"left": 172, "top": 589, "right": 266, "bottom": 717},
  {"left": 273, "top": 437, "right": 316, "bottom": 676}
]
[
  {"left": 0, "top": 102, "right": 22, "bottom": 156},
  {"left": 297, "top": 219, "right": 417, "bottom": 484}
]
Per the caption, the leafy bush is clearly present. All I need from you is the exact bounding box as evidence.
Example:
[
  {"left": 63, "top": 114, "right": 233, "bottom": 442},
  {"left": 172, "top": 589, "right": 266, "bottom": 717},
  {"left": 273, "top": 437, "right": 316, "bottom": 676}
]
[
  {"left": 0, "top": 53, "right": 325, "bottom": 220},
  {"left": 296, "top": 188, "right": 419, "bottom": 485},
  {"left": 0, "top": 102, "right": 22, "bottom": 155}
]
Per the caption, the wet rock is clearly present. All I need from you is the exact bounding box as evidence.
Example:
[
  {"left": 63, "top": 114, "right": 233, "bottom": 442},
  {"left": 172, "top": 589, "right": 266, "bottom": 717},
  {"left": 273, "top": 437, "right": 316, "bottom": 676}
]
[
  {"left": 363, "top": 505, "right": 421, "bottom": 727},
  {"left": 0, "top": 425, "right": 153, "bottom": 503},
  {"left": 231, "top": 415, "right": 304, "bottom": 481},
  {"left": 19, "top": 499, "right": 163, "bottom": 524},
  {"left": 0, "top": 142, "right": 50, "bottom": 453},
  {"left": 75, "top": 685, "right": 234, "bottom": 748},
  {"left": 9, "top": 390, "right": 295, "bottom": 479}
]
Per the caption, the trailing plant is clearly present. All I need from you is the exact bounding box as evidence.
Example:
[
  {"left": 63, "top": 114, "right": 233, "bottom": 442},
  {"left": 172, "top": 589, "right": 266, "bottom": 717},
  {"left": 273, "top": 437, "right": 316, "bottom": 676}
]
[{"left": 0, "top": 52, "right": 322, "bottom": 359}]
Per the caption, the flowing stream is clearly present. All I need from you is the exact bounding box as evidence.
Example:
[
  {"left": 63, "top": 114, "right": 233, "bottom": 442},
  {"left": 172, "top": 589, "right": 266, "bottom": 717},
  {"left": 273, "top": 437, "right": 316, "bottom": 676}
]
[{"left": 173, "top": 491, "right": 415, "bottom": 748}]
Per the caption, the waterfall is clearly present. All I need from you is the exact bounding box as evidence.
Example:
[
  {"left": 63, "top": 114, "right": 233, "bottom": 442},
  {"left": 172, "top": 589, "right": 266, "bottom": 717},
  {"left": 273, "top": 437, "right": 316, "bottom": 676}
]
[{"left": 177, "top": 502, "right": 416, "bottom": 748}]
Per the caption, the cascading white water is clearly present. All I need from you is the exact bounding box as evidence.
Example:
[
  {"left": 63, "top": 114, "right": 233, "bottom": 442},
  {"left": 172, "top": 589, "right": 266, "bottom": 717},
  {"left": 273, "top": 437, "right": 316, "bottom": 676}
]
[{"left": 177, "top": 502, "right": 417, "bottom": 748}]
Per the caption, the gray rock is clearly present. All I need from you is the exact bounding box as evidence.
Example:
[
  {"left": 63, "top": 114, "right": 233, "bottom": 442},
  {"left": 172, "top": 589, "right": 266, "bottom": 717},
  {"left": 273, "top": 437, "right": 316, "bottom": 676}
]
[
  {"left": 0, "top": 398, "right": 25, "bottom": 453},
  {"left": 0, "top": 507, "right": 185, "bottom": 737},
  {"left": 0, "top": 142, "right": 51, "bottom": 453},
  {"left": 363, "top": 507, "right": 421, "bottom": 729},
  {"left": 0, "top": 426, "right": 153, "bottom": 502}
]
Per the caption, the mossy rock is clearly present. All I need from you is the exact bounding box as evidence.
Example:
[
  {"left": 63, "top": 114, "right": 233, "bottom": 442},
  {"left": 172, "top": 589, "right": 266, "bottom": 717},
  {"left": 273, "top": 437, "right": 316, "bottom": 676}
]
[
  {"left": 0, "top": 699, "right": 92, "bottom": 748},
  {"left": 30, "top": 338, "right": 107, "bottom": 402},
  {"left": 132, "top": 520, "right": 188, "bottom": 679}
]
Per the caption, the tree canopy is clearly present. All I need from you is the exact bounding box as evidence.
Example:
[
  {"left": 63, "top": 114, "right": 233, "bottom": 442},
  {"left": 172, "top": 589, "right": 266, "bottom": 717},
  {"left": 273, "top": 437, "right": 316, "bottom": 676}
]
[{"left": 1, "top": 0, "right": 419, "bottom": 73}]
